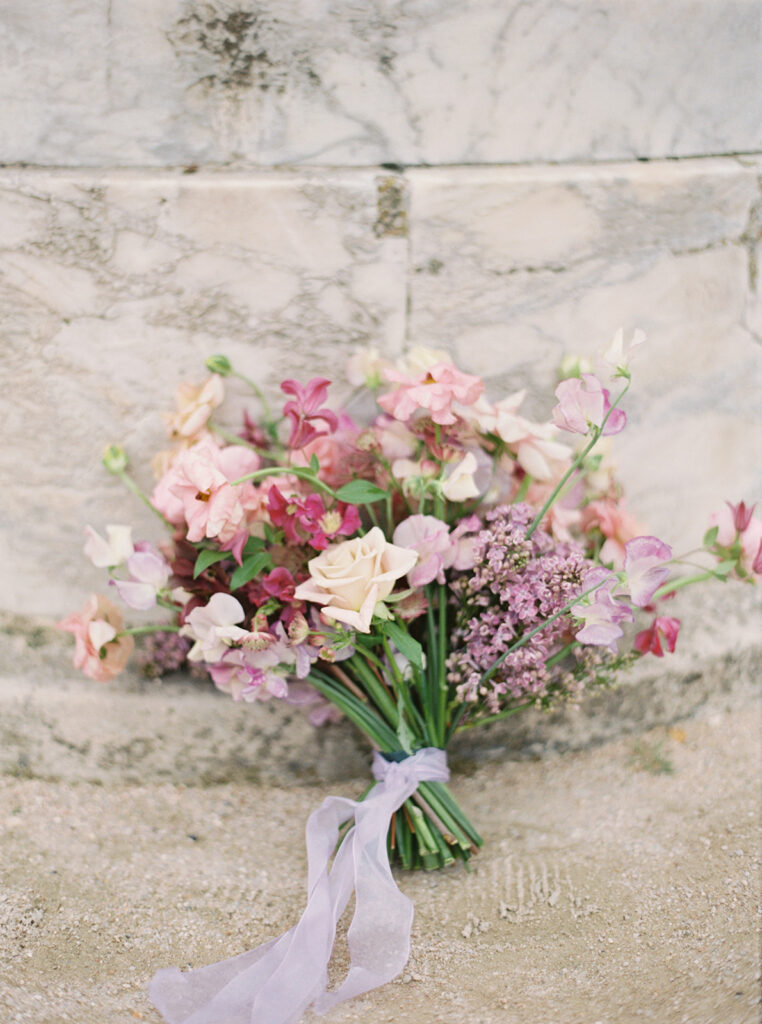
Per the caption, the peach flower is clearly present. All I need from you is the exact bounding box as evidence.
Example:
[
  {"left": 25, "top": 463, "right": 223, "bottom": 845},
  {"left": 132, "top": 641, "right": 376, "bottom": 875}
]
[
  {"left": 293, "top": 527, "right": 418, "bottom": 632},
  {"left": 57, "top": 595, "right": 134, "bottom": 682},
  {"left": 165, "top": 374, "right": 225, "bottom": 441}
]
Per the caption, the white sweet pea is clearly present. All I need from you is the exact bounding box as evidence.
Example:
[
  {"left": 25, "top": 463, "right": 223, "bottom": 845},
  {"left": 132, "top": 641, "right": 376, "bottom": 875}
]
[
  {"left": 601, "top": 328, "right": 645, "bottom": 376},
  {"left": 441, "top": 453, "right": 480, "bottom": 501},
  {"left": 112, "top": 547, "right": 171, "bottom": 611},
  {"left": 87, "top": 618, "right": 117, "bottom": 651},
  {"left": 180, "top": 593, "right": 252, "bottom": 662},
  {"left": 84, "top": 525, "right": 134, "bottom": 568}
]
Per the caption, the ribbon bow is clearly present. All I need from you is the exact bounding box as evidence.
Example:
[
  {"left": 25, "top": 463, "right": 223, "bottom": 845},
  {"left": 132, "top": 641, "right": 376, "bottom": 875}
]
[{"left": 149, "top": 747, "right": 449, "bottom": 1024}]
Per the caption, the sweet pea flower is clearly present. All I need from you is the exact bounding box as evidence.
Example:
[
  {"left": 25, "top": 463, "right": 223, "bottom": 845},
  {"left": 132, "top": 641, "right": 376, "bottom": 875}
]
[
  {"left": 624, "top": 536, "right": 673, "bottom": 607},
  {"left": 83, "top": 525, "right": 134, "bottom": 568},
  {"left": 378, "top": 362, "right": 484, "bottom": 426},
  {"left": 288, "top": 414, "right": 358, "bottom": 487},
  {"left": 581, "top": 498, "right": 645, "bottom": 570},
  {"left": 165, "top": 374, "right": 225, "bottom": 440},
  {"left": 180, "top": 593, "right": 252, "bottom": 662},
  {"left": 441, "top": 452, "right": 480, "bottom": 502},
  {"left": 469, "top": 391, "right": 571, "bottom": 482},
  {"left": 393, "top": 515, "right": 452, "bottom": 586},
  {"left": 572, "top": 568, "right": 634, "bottom": 652},
  {"left": 372, "top": 415, "right": 418, "bottom": 461},
  {"left": 57, "top": 595, "right": 134, "bottom": 682},
  {"left": 552, "top": 374, "right": 626, "bottom": 436},
  {"left": 449, "top": 514, "right": 481, "bottom": 571},
  {"left": 601, "top": 328, "right": 646, "bottom": 377},
  {"left": 346, "top": 347, "right": 392, "bottom": 388},
  {"left": 634, "top": 616, "right": 681, "bottom": 657},
  {"left": 293, "top": 527, "right": 417, "bottom": 633},
  {"left": 281, "top": 378, "right": 339, "bottom": 449},
  {"left": 112, "top": 544, "right": 171, "bottom": 611},
  {"left": 708, "top": 502, "right": 762, "bottom": 577},
  {"left": 209, "top": 627, "right": 297, "bottom": 702},
  {"left": 396, "top": 345, "right": 453, "bottom": 376}
]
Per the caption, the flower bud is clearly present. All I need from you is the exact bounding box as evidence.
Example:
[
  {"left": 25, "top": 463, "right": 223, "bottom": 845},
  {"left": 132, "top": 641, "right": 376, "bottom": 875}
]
[
  {"left": 558, "top": 353, "right": 593, "bottom": 379},
  {"left": 102, "top": 444, "right": 128, "bottom": 474},
  {"left": 205, "top": 354, "right": 232, "bottom": 376}
]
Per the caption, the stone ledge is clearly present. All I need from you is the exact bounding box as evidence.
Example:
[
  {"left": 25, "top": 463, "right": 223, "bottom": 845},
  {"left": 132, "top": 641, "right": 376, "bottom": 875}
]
[{"left": 2, "top": 585, "right": 759, "bottom": 787}]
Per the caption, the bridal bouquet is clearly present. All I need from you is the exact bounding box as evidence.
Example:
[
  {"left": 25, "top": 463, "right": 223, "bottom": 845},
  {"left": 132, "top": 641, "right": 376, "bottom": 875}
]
[{"left": 59, "top": 337, "right": 759, "bottom": 1023}]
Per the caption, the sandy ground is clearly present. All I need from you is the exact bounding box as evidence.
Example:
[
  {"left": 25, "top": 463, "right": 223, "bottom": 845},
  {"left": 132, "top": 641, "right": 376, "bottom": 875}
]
[{"left": 1, "top": 704, "right": 760, "bottom": 1024}]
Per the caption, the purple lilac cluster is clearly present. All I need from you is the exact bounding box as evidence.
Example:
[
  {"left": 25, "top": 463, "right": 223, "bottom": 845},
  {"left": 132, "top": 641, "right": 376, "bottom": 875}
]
[
  {"left": 447, "top": 503, "right": 590, "bottom": 712},
  {"left": 137, "top": 632, "right": 192, "bottom": 678}
]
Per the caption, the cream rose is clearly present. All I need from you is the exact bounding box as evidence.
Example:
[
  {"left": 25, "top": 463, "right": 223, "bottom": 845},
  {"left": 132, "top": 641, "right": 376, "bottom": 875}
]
[{"left": 293, "top": 527, "right": 418, "bottom": 633}]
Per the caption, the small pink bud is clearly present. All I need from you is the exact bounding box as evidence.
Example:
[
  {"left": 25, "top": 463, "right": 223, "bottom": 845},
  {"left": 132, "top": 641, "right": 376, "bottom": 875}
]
[{"left": 726, "top": 500, "right": 756, "bottom": 533}]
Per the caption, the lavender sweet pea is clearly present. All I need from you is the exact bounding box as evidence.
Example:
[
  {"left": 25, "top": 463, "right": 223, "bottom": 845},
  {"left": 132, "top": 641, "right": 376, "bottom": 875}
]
[{"left": 623, "top": 536, "right": 673, "bottom": 607}]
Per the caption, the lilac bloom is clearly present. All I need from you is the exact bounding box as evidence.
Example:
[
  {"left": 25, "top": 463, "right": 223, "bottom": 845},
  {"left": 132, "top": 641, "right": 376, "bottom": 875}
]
[
  {"left": 552, "top": 374, "right": 626, "bottom": 436},
  {"left": 624, "top": 535, "right": 673, "bottom": 607}
]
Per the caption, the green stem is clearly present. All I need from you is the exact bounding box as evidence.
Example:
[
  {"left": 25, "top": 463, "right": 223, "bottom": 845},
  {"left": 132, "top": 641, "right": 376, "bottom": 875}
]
[
  {"left": 512, "top": 473, "right": 532, "bottom": 504},
  {"left": 231, "top": 465, "right": 338, "bottom": 499},
  {"left": 208, "top": 423, "right": 273, "bottom": 460},
  {"left": 653, "top": 571, "right": 716, "bottom": 600},
  {"left": 116, "top": 470, "right": 173, "bottom": 529},
  {"left": 346, "top": 653, "right": 399, "bottom": 727},
  {"left": 231, "top": 370, "right": 275, "bottom": 425},
  {"left": 544, "top": 640, "right": 579, "bottom": 669},
  {"left": 381, "top": 637, "right": 426, "bottom": 737},
  {"left": 437, "top": 584, "right": 448, "bottom": 746},
  {"left": 455, "top": 700, "right": 533, "bottom": 732},
  {"left": 479, "top": 578, "right": 606, "bottom": 687},
  {"left": 526, "top": 379, "right": 630, "bottom": 539}
]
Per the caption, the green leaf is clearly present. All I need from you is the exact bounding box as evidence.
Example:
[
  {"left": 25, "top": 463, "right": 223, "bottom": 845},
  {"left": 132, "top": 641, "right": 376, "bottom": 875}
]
[
  {"left": 702, "top": 525, "right": 719, "bottom": 548},
  {"left": 193, "top": 548, "right": 229, "bottom": 578},
  {"left": 396, "top": 693, "right": 415, "bottom": 755},
  {"left": 383, "top": 619, "right": 423, "bottom": 670},
  {"left": 711, "top": 559, "right": 737, "bottom": 578},
  {"left": 242, "top": 535, "right": 266, "bottom": 559},
  {"left": 230, "top": 551, "right": 272, "bottom": 590},
  {"left": 309, "top": 453, "right": 320, "bottom": 473},
  {"left": 335, "top": 480, "right": 388, "bottom": 505}
]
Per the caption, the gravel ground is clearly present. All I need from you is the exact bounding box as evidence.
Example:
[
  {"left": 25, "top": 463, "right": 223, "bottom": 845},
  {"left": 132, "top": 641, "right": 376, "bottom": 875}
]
[{"left": 1, "top": 704, "right": 760, "bottom": 1024}]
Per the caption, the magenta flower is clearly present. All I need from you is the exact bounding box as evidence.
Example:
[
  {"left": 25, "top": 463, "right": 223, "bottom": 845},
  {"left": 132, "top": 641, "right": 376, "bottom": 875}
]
[
  {"left": 552, "top": 374, "right": 626, "bottom": 436},
  {"left": 623, "top": 536, "right": 673, "bottom": 607},
  {"left": 281, "top": 378, "right": 339, "bottom": 449},
  {"left": 378, "top": 361, "right": 483, "bottom": 425},
  {"left": 572, "top": 569, "right": 634, "bottom": 652},
  {"left": 261, "top": 567, "right": 296, "bottom": 602},
  {"left": 634, "top": 616, "right": 681, "bottom": 657}
]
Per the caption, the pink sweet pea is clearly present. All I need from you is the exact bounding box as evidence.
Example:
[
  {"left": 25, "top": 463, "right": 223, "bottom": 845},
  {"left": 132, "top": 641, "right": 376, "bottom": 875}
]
[
  {"left": 572, "top": 568, "right": 634, "bottom": 652},
  {"left": 281, "top": 378, "right": 339, "bottom": 449},
  {"left": 393, "top": 515, "right": 453, "bottom": 586},
  {"left": 56, "top": 594, "right": 134, "bottom": 682},
  {"left": 624, "top": 536, "right": 673, "bottom": 607},
  {"left": 378, "top": 362, "right": 484, "bottom": 425},
  {"left": 581, "top": 498, "right": 646, "bottom": 569},
  {"left": 634, "top": 616, "right": 681, "bottom": 657},
  {"left": 112, "top": 544, "right": 170, "bottom": 611},
  {"left": 552, "top": 374, "right": 626, "bottom": 436},
  {"left": 708, "top": 502, "right": 762, "bottom": 577}
]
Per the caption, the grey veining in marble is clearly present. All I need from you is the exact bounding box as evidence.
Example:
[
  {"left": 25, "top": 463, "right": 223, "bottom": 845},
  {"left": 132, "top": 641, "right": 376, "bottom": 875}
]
[
  {"left": 0, "top": 0, "right": 759, "bottom": 167},
  {"left": 0, "top": 169, "right": 406, "bottom": 614},
  {"left": 407, "top": 157, "right": 762, "bottom": 549}
]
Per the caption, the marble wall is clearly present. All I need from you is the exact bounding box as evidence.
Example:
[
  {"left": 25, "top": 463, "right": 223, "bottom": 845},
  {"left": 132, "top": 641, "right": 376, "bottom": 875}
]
[
  {"left": 1, "top": 1, "right": 760, "bottom": 616},
  {"left": 1, "top": 0, "right": 760, "bottom": 167}
]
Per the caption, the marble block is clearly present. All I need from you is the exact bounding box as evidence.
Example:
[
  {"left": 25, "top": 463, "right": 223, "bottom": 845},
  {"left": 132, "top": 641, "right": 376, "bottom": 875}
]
[
  {"left": 408, "top": 157, "right": 762, "bottom": 548},
  {"left": 0, "top": 0, "right": 759, "bottom": 167},
  {"left": 0, "top": 169, "right": 407, "bottom": 615}
]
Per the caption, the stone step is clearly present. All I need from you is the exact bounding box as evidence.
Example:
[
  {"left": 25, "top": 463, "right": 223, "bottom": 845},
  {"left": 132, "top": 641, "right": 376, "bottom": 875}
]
[{"left": 2, "top": 585, "right": 759, "bottom": 787}]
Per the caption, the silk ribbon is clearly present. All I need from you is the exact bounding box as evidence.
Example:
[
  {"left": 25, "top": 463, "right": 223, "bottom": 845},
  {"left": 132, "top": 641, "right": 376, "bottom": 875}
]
[{"left": 149, "top": 747, "right": 449, "bottom": 1024}]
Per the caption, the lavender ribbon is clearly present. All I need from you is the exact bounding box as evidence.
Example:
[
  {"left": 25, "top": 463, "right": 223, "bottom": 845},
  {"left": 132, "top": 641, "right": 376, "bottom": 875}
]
[{"left": 149, "top": 747, "right": 449, "bottom": 1024}]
